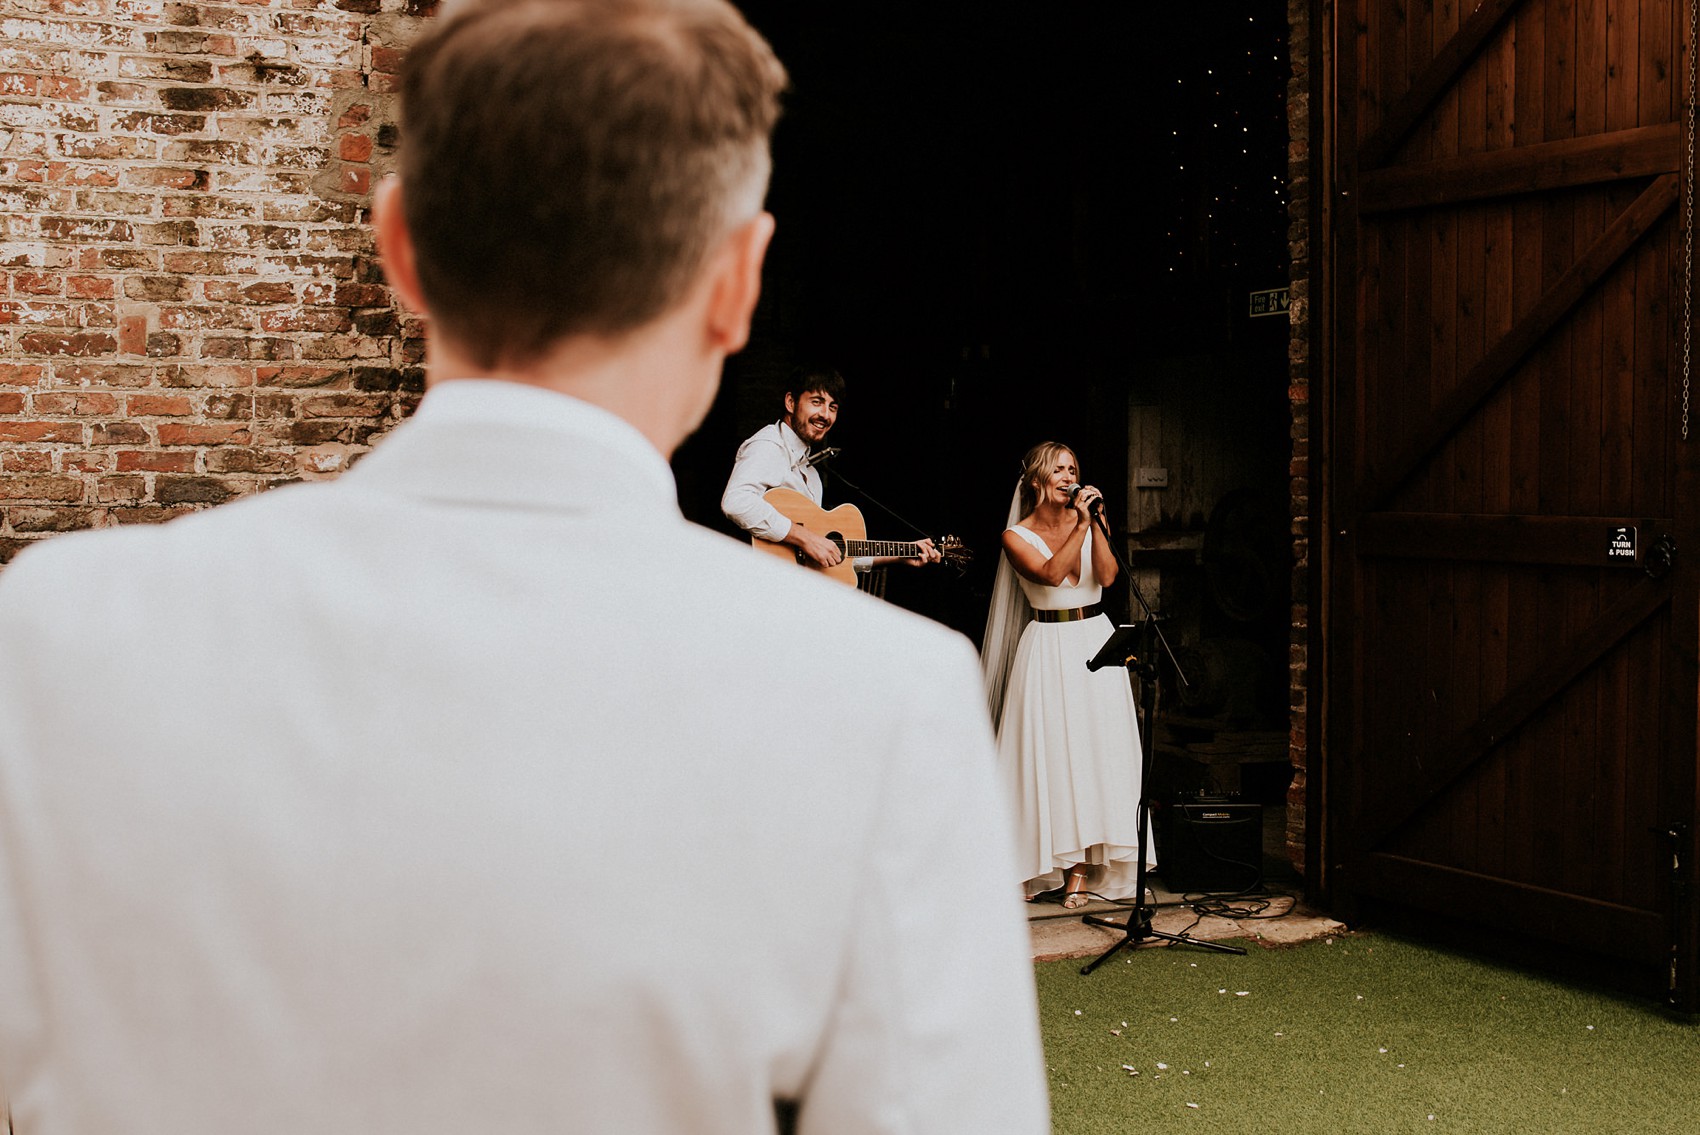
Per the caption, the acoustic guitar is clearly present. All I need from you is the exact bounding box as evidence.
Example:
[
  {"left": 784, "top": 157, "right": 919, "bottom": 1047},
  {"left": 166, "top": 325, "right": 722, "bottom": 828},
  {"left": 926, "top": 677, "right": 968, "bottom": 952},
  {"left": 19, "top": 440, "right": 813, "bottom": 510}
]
[{"left": 753, "top": 487, "right": 970, "bottom": 587}]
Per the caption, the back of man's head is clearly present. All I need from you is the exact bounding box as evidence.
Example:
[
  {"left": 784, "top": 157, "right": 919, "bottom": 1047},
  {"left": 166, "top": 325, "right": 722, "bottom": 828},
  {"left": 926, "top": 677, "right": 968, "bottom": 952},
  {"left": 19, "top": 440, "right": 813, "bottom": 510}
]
[{"left": 397, "top": 0, "right": 787, "bottom": 369}]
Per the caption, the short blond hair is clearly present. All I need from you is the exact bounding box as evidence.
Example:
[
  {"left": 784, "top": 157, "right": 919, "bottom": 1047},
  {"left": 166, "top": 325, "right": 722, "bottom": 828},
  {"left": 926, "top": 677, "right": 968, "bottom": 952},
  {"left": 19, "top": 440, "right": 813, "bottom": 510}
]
[{"left": 397, "top": 0, "right": 788, "bottom": 367}]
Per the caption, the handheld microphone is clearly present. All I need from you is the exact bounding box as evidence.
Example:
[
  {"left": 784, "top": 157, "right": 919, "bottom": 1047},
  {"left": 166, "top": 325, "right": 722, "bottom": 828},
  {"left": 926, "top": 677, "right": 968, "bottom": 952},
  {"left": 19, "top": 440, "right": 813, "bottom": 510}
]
[{"left": 1067, "top": 484, "right": 1103, "bottom": 514}]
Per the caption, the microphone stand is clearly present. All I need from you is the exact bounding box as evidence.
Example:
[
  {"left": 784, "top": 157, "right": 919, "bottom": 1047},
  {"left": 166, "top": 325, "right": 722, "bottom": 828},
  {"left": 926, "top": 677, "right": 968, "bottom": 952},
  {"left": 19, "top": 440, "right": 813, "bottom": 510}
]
[{"left": 1077, "top": 497, "right": 1246, "bottom": 974}]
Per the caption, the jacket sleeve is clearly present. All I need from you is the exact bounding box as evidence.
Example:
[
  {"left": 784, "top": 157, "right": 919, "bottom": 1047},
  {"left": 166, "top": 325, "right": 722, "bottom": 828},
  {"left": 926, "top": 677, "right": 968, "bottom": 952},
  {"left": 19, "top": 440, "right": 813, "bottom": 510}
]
[{"left": 797, "top": 634, "right": 1051, "bottom": 1134}]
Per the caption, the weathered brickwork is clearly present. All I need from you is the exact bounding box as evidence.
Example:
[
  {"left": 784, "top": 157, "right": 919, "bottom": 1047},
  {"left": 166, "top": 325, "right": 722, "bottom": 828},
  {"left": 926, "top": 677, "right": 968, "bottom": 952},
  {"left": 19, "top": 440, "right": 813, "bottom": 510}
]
[
  {"left": 0, "top": 0, "right": 431, "bottom": 561},
  {"left": 1285, "top": 0, "right": 1313, "bottom": 877}
]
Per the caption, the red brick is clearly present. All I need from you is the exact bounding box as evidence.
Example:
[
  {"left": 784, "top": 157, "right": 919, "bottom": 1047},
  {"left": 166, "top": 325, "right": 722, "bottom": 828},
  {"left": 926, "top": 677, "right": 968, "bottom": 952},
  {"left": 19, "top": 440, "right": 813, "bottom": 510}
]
[
  {"left": 301, "top": 393, "right": 389, "bottom": 418},
  {"left": 12, "top": 273, "right": 62, "bottom": 296},
  {"left": 260, "top": 308, "right": 353, "bottom": 334},
  {"left": 157, "top": 422, "right": 252, "bottom": 446},
  {"left": 127, "top": 394, "right": 194, "bottom": 416},
  {"left": 61, "top": 452, "right": 110, "bottom": 473},
  {"left": 48, "top": 162, "right": 118, "bottom": 188},
  {"left": 89, "top": 422, "right": 150, "bottom": 445},
  {"left": 162, "top": 365, "right": 253, "bottom": 388},
  {"left": 338, "top": 133, "right": 373, "bottom": 161},
  {"left": 0, "top": 393, "right": 25, "bottom": 415},
  {"left": 55, "top": 363, "right": 154, "bottom": 388},
  {"left": 125, "top": 167, "right": 210, "bottom": 190},
  {"left": 32, "top": 392, "right": 120, "bottom": 416},
  {"left": 334, "top": 283, "right": 390, "bottom": 307},
  {"left": 119, "top": 314, "right": 148, "bottom": 354},
  {"left": 67, "top": 276, "right": 115, "bottom": 299},
  {"left": 95, "top": 476, "right": 146, "bottom": 505},
  {"left": 0, "top": 365, "right": 45, "bottom": 383},
  {"left": 156, "top": 476, "right": 237, "bottom": 506},
  {"left": 256, "top": 365, "right": 341, "bottom": 388},
  {"left": 0, "top": 422, "right": 83, "bottom": 443},
  {"left": 2, "top": 159, "right": 46, "bottom": 182},
  {"left": 17, "top": 331, "right": 118, "bottom": 356},
  {"left": 207, "top": 447, "right": 294, "bottom": 474},
  {"left": 111, "top": 506, "right": 196, "bottom": 524},
  {"left": 42, "top": 76, "right": 89, "bottom": 101},
  {"left": 339, "top": 165, "right": 370, "bottom": 196},
  {"left": 3, "top": 452, "right": 52, "bottom": 473},
  {"left": 241, "top": 282, "right": 296, "bottom": 304},
  {"left": 9, "top": 507, "right": 96, "bottom": 533},
  {"left": 0, "top": 475, "right": 82, "bottom": 502},
  {"left": 116, "top": 450, "right": 196, "bottom": 473}
]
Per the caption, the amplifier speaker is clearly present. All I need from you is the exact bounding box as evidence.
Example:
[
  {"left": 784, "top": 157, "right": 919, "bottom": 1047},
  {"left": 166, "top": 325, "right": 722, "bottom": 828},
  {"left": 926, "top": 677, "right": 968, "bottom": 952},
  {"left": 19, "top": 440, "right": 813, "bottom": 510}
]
[{"left": 1156, "top": 800, "right": 1264, "bottom": 892}]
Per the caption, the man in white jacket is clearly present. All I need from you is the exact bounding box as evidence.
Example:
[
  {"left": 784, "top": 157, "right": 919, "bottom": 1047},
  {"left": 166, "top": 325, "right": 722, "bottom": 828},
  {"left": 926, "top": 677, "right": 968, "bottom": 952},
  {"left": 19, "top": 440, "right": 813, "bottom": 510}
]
[{"left": 0, "top": 0, "right": 1049, "bottom": 1131}]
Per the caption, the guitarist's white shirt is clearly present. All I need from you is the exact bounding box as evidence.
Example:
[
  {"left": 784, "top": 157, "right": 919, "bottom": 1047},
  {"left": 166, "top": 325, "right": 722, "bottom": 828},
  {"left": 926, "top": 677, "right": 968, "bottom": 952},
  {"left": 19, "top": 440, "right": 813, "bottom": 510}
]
[
  {"left": 722, "top": 419, "right": 873, "bottom": 570},
  {"left": 721, "top": 417, "right": 822, "bottom": 542}
]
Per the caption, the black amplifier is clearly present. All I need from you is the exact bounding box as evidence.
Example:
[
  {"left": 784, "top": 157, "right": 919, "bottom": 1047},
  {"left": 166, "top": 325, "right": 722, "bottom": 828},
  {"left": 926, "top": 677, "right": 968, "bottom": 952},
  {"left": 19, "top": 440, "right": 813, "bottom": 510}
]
[{"left": 1156, "top": 798, "right": 1263, "bottom": 893}]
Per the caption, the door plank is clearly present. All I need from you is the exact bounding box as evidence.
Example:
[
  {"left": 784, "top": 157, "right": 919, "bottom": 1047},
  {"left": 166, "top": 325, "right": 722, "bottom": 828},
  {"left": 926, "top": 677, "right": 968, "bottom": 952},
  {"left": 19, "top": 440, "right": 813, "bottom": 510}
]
[
  {"left": 1362, "top": 173, "right": 1678, "bottom": 511},
  {"left": 1365, "top": 573, "right": 1671, "bottom": 839},
  {"left": 1358, "top": 512, "right": 1670, "bottom": 564},
  {"left": 1359, "top": 0, "right": 1524, "bottom": 168},
  {"left": 1361, "top": 852, "right": 1667, "bottom": 960},
  {"left": 1359, "top": 123, "right": 1681, "bottom": 213}
]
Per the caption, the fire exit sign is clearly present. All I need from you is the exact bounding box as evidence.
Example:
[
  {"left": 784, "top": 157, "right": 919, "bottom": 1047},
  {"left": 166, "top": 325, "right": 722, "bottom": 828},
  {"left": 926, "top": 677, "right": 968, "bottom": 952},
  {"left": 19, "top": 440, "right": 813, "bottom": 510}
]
[{"left": 1249, "top": 287, "right": 1290, "bottom": 318}]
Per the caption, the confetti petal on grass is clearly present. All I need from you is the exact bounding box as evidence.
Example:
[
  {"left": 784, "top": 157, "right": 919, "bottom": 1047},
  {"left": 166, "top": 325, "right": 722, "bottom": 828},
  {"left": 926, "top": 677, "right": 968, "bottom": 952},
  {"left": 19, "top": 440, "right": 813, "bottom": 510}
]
[{"left": 1186, "top": 1103, "right": 1200, "bottom": 1109}]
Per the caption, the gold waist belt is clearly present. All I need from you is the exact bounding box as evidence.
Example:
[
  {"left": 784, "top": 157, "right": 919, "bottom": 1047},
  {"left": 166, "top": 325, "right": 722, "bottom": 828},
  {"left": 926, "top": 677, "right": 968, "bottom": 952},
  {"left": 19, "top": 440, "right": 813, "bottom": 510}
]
[{"left": 1032, "top": 603, "right": 1101, "bottom": 623}]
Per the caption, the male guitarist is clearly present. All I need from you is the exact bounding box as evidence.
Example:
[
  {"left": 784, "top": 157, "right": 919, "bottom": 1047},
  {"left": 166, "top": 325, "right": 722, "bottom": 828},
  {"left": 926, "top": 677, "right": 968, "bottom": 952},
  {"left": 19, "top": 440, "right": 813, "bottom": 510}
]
[{"left": 720, "top": 367, "right": 941, "bottom": 572}]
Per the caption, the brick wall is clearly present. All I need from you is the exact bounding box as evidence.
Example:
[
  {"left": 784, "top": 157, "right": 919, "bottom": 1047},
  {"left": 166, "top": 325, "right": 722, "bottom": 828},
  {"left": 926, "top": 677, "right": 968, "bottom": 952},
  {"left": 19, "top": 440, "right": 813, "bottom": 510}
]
[
  {"left": 0, "top": 0, "right": 432, "bottom": 562},
  {"left": 1284, "top": 0, "right": 1314, "bottom": 878}
]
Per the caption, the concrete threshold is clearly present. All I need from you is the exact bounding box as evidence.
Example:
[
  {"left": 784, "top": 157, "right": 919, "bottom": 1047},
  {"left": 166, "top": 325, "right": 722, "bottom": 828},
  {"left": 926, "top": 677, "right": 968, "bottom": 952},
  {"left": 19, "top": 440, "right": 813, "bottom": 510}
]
[{"left": 1028, "top": 885, "right": 1346, "bottom": 963}]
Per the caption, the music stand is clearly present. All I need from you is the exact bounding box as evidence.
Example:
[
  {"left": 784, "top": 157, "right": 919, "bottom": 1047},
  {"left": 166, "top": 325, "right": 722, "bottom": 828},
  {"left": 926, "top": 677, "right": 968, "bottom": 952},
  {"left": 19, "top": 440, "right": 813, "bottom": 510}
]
[{"left": 1077, "top": 505, "right": 1245, "bottom": 974}]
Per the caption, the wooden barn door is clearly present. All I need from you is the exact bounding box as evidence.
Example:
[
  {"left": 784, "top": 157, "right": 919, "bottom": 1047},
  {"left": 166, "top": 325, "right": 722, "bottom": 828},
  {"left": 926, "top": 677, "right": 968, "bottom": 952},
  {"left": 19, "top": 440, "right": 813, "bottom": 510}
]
[{"left": 1330, "top": 0, "right": 1700, "bottom": 1007}]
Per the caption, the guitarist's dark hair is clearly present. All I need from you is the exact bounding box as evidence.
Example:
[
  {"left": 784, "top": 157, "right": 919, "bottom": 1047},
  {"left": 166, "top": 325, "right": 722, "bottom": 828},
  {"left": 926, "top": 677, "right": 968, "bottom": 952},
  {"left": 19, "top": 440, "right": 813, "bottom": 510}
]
[{"left": 784, "top": 366, "right": 846, "bottom": 403}]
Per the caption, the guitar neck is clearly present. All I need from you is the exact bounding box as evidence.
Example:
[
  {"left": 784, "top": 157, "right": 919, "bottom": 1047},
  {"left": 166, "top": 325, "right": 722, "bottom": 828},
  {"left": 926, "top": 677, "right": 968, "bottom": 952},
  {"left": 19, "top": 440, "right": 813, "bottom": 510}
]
[{"left": 841, "top": 539, "right": 923, "bottom": 559}]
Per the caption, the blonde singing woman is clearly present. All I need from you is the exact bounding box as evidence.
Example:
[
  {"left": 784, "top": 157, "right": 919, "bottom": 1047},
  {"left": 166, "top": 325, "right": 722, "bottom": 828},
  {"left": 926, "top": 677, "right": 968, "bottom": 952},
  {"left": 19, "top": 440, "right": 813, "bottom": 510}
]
[{"left": 982, "top": 441, "right": 1150, "bottom": 908}]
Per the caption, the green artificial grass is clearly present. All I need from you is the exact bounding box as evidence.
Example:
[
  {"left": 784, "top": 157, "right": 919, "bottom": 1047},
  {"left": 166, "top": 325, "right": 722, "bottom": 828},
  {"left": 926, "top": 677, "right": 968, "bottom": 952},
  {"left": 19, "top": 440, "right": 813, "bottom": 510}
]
[{"left": 1034, "top": 930, "right": 1699, "bottom": 1134}]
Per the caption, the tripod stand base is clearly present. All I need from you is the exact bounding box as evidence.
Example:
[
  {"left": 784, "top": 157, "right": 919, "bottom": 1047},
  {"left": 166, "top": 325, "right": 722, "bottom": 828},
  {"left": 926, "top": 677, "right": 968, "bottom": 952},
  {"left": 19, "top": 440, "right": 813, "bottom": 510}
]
[{"left": 1077, "top": 905, "right": 1247, "bottom": 974}]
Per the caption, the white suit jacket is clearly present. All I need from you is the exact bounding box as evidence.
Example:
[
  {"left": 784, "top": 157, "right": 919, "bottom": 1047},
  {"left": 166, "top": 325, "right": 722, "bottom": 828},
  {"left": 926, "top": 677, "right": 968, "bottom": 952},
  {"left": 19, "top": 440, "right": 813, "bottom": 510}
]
[{"left": 0, "top": 382, "right": 1049, "bottom": 1134}]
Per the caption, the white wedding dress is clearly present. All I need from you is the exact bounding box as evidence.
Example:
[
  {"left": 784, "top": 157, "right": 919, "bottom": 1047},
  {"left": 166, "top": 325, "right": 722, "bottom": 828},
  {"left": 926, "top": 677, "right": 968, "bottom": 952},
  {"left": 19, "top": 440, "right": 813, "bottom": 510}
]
[{"left": 992, "top": 524, "right": 1150, "bottom": 900}]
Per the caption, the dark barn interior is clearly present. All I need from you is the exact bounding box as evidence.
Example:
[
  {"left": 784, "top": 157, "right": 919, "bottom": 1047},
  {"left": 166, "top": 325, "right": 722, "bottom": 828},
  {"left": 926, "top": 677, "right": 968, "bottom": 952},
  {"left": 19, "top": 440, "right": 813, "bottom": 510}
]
[
  {"left": 672, "top": 1, "right": 1294, "bottom": 801},
  {"left": 676, "top": 0, "right": 1285, "bottom": 652}
]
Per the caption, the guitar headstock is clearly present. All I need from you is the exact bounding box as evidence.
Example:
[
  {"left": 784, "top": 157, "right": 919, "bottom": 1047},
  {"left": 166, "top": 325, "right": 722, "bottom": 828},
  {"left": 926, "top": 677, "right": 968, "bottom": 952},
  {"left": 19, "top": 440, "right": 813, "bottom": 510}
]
[{"left": 937, "top": 535, "right": 973, "bottom": 573}]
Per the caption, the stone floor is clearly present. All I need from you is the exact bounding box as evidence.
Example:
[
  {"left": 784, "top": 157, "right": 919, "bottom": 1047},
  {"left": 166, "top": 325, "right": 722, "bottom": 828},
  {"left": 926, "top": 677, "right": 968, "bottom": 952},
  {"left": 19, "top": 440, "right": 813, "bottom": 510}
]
[{"left": 1027, "top": 802, "right": 1346, "bottom": 963}]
